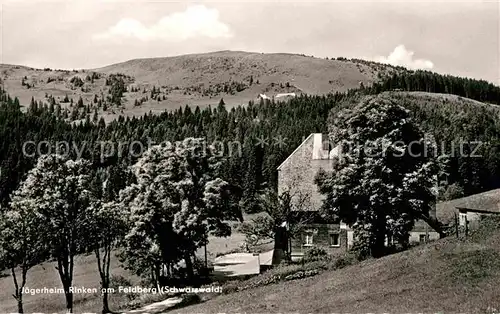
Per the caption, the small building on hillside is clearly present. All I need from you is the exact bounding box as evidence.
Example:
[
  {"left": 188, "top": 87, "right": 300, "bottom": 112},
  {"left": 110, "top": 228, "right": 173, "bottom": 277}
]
[
  {"left": 436, "top": 188, "right": 500, "bottom": 231},
  {"left": 276, "top": 92, "right": 296, "bottom": 99},
  {"left": 277, "top": 133, "right": 439, "bottom": 260}
]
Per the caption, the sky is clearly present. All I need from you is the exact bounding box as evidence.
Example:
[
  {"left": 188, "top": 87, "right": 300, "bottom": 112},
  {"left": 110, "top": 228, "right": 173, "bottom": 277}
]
[{"left": 0, "top": 0, "right": 499, "bottom": 84}]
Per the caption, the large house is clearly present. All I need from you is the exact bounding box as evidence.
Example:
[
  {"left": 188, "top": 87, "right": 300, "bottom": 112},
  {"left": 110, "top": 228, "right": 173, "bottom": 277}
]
[{"left": 277, "top": 133, "right": 439, "bottom": 259}]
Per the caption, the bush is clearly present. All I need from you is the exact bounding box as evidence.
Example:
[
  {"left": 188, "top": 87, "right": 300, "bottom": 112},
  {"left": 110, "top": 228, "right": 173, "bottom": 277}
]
[
  {"left": 110, "top": 274, "right": 133, "bottom": 288},
  {"left": 172, "top": 293, "right": 202, "bottom": 309},
  {"left": 303, "top": 246, "right": 328, "bottom": 262},
  {"left": 333, "top": 253, "right": 357, "bottom": 269},
  {"left": 70, "top": 76, "right": 84, "bottom": 87},
  {"left": 284, "top": 269, "right": 319, "bottom": 281},
  {"left": 221, "top": 280, "right": 241, "bottom": 294},
  {"left": 110, "top": 274, "right": 138, "bottom": 302},
  {"left": 350, "top": 228, "right": 372, "bottom": 261},
  {"left": 193, "top": 256, "right": 214, "bottom": 278}
]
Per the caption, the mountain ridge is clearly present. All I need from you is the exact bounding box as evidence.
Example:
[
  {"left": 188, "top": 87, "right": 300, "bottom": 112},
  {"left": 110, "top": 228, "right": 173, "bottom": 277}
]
[{"left": 1, "top": 50, "right": 400, "bottom": 121}]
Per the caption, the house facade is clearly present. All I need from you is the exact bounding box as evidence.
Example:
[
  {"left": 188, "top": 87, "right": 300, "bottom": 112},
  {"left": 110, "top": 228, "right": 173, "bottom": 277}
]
[{"left": 277, "top": 133, "right": 439, "bottom": 259}]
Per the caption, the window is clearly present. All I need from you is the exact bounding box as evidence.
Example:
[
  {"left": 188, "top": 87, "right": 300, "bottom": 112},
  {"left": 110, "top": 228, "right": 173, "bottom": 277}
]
[
  {"left": 304, "top": 233, "right": 313, "bottom": 246},
  {"left": 419, "top": 234, "right": 427, "bottom": 243},
  {"left": 330, "top": 233, "right": 340, "bottom": 247}
]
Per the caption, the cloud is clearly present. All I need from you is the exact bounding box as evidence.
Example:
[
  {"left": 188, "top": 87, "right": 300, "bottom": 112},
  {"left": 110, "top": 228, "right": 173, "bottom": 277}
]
[
  {"left": 93, "top": 4, "right": 233, "bottom": 42},
  {"left": 374, "top": 45, "right": 434, "bottom": 70}
]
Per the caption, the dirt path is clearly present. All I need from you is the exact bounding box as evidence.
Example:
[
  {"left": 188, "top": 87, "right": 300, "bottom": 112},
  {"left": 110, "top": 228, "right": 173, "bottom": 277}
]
[{"left": 125, "top": 296, "right": 183, "bottom": 314}]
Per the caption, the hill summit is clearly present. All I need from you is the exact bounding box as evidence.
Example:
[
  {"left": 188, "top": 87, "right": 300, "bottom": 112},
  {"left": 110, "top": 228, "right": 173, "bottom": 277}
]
[{"left": 0, "top": 51, "right": 398, "bottom": 121}]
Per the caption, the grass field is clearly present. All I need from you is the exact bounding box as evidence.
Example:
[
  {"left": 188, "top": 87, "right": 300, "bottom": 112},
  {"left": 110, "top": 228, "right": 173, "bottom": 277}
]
[
  {"left": 175, "top": 218, "right": 500, "bottom": 313},
  {"left": 0, "top": 252, "right": 138, "bottom": 313}
]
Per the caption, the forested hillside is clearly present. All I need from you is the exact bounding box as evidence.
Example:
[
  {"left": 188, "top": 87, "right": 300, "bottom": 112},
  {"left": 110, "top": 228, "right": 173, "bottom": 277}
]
[
  {"left": 0, "top": 69, "right": 500, "bottom": 213},
  {"left": 369, "top": 70, "right": 500, "bottom": 105}
]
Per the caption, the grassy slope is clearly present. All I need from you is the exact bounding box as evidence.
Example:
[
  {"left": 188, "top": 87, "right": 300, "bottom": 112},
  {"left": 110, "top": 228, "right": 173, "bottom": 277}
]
[
  {"left": 384, "top": 91, "right": 499, "bottom": 107},
  {"left": 380, "top": 91, "right": 500, "bottom": 115},
  {"left": 0, "top": 252, "right": 139, "bottom": 313},
  {"left": 176, "top": 219, "right": 500, "bottom": 313},
  {"left": 96, "top": 50, "right": 378, "bottom": 95},
  {"left": 1, "top": 51, "right": 387, "bottom": 122},
  {"left": 331, "top": 91, "right": 500, "bottom": 117}
]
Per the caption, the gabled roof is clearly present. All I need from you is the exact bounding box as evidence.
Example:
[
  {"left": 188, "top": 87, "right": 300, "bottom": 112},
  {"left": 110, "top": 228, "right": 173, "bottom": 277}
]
[
  {"left": 277, "top": 133, "right": 314, "bottom": 170},
  {"left": 436, "top": 188, "right": 500, "bottom": 224},
  {"left": 412, "top": 219, "right": 436, "bottom": 232}
]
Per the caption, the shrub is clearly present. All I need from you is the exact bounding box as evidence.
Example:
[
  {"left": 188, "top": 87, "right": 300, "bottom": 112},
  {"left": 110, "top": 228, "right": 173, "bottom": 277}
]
[
  {"left": 350, "top": 228, "right": 372, "bottom": 261},
  {"left": 300, "top": 258, "right": 332, "bottom": 271},
  {"left": 193, "top": 256, "right": 214, "bottom": 278},
  {"left": 303, "top": 246, "right": 328, "bottom": 262},
  {"left": 110, "top": 274, "right": 133, "bottom": 288},
  {"left": 110, "top": 274, "right": 138, "bottom": 301},
  {"left": 175, "top": 293, "right": 202, "bottom": 308},
  {"left": 70, "top": 76, "right": 84, "bottom": 87},
  {"left": 333, "top": 253, "right": 357, "bottom": 269},
  {"left": 284, "top": 269, "right": 319, "bottom": 281},
  {"left": 221, "top": 280, "right": 241, "bottom": 294}
]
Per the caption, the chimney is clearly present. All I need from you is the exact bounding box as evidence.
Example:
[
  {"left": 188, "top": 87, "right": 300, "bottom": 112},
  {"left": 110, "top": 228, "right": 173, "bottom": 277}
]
[{"left": 312, "top": 133, "right": 329, "bottom": 159}]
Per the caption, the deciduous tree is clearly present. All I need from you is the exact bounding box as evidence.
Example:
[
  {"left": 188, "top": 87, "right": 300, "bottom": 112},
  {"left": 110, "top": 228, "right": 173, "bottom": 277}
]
[
  {"left": 10, "top": 155, "right": 94, "bottom": 312},
  {"left": 89, "top": 201, "right": 127, "bottom": 313},
  {"left": 0, "top": 204, "right": 48, "bottom": 313},
  {"left": 316, "top": 96, "right": 441, "bottom": 258},
  {"left": 120, "top": 139, "right": 240, "bottom": 286}
]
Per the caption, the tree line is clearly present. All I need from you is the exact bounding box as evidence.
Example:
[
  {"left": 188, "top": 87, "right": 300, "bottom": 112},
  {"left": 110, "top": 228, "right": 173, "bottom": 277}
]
[
  {"left": 0, "top": 68, "right": 500, "bottom": 311},
  {"left": 369, "top": 70, "right": 500, "bottom": 105}
]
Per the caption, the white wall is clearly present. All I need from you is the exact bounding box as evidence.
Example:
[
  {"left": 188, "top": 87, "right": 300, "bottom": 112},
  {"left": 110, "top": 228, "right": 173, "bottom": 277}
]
[
  {"left": 347, "top": 230, "right": 354, "bottom": 248},
  {"left": 409, "top": 231, "right": 440, "bottom": 243}
]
